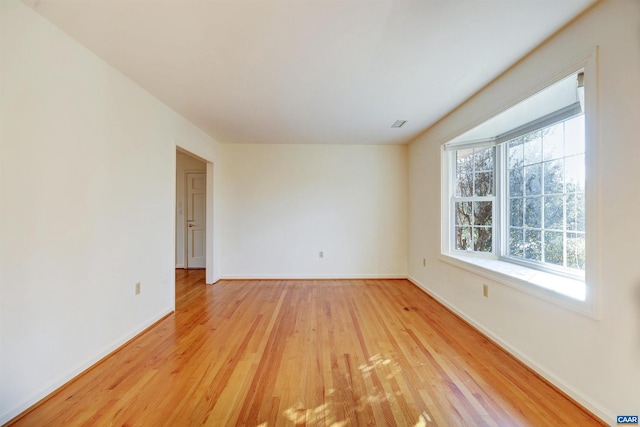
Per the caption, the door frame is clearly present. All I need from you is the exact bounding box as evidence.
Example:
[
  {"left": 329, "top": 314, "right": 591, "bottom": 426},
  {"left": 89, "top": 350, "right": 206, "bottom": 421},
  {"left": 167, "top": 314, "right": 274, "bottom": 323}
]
[{"left": 172, "top": 143, "right": 216, "bottom": 307}]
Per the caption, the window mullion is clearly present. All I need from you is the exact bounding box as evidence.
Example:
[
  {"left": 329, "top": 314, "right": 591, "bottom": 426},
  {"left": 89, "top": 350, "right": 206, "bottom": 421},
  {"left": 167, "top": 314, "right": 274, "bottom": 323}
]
[
  {"left": 450, "top": 150, "right": 461, "bottom": 253},
  {"left": 496, "top": 143, "right": 505, "bottom": 258}
]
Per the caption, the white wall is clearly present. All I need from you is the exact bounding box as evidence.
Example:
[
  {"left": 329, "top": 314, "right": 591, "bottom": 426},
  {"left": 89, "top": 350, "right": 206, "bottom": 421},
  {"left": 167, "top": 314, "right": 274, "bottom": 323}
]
[
  {"left": 0, "top": 0, "right": 220, "bottom": 422},
  {"left": 220, "top": 144, "right": 408, "bottom": 278},
  {"left": 175, "top": 151, "right": 207, "bottom": 268},
  {"left": 408, "top": 0, "right": 640, "bottom": 421}
]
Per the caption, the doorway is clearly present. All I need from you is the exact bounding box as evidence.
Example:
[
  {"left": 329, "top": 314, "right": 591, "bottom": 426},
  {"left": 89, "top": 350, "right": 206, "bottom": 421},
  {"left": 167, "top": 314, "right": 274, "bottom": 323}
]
[{"left": 176, "top": 150, "right": 207, "bottom": 269}]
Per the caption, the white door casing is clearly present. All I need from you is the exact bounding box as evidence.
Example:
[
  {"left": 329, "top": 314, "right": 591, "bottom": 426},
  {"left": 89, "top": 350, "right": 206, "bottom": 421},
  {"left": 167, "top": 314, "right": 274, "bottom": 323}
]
[{"left": 186, "top": 172, "right": 206, "bottom": 269}]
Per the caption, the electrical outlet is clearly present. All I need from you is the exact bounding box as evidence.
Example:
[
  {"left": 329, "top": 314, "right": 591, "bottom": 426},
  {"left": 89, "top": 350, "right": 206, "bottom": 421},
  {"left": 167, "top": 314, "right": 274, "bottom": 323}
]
[
  {"left": 135, "top": 282, "right": 141, "bottom": 295},
  {"left": 483, "top": 284, "right": 489, "bottom": 298},
  {"left": 319, "top": 251, "right": 324, "bottom": 258}
]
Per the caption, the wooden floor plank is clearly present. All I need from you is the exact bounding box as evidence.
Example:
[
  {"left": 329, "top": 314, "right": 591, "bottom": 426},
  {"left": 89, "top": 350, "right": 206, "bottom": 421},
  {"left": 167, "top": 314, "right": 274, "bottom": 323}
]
[{"left": 8, "top": 271, "right": 604, "bottom": 426}]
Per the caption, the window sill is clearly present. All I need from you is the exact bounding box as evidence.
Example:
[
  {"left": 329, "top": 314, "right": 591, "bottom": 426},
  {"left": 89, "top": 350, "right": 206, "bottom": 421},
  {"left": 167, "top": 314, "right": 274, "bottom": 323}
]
[{"left": 439, "top": 253, "right": 594, "bottom": 317}]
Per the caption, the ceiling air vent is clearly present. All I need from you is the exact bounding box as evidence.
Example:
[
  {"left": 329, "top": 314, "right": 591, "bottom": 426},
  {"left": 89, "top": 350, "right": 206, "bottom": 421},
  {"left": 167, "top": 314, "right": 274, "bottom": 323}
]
[{"left": 391, "top": 120, "right": 407, "bottom": 128}]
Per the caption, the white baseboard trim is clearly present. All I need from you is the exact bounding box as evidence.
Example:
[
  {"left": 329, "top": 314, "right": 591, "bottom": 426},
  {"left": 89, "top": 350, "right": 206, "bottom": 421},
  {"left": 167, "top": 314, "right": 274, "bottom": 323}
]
[
  {"left": 220, "top": 274, "right": 408, "bottom": 280},
  {"left": 0, "top": 309, "right": 173, "bottom": 425},
  {"left": 175, "top": 263, "right": 185, "bottom": 269},
  {"left": 406, "top": 275, "right": 613, "bottom": 424}
]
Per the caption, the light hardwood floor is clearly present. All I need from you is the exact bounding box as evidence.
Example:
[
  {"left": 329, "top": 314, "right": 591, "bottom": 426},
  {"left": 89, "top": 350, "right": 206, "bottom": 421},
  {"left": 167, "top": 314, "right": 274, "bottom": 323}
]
[{"left": 9, "top": 270, "right": 604, "bottom": 426}]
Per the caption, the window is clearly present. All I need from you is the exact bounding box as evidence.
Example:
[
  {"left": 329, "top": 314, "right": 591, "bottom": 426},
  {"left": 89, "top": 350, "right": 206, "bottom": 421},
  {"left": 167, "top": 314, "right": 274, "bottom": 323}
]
[
  {"left": 441, "top": 66, "right": 597, "bottom": 309},
  {"left": 453, "top": 146, "right": 495, "bottom": 253},
  {"left": 506, "top": 115, "right": 585, "bottom": 273}
]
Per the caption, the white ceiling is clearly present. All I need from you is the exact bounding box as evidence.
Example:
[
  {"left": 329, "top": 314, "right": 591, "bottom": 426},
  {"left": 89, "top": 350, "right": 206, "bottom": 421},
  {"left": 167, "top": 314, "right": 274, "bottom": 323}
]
[{"left": 23, "top": 0, "right": 597, "bottom": 145}]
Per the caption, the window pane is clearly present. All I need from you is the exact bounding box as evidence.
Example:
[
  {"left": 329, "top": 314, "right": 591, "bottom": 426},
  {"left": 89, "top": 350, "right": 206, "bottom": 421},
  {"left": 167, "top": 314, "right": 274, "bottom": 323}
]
[
  {"left": 509, "top": 228, "right": 524, "bottom": 258},
  {"left": 473, "top": 201, "right": 492, "bottom": 226},
  {"left": 474, "top": 147, "right": 494, "bottom": 171},
  {"left": 525, "top": 164, "right": 542, "bottom": 195},
  {"left": 543, "top": 160, "right": 564, "bottom": 194},
  {"left": 543, "top": 122, "right": 564, "bottom": 161},
  {"left": 524, "top": 131, "right": 542, "bottom": 165},
  {"left": 524, "top": 230, "right": 542, "bottom": 261},
  {"left": 474, "top": 172, "right": 493, "bottom": 196},
  {"left": 576, "top": 193, "right": 585, "bottom": 232},
  {"left": 565, "top": 154, "right": 585, "bottom": 193},
  {"left": 456, "top": 174, "right": 472, "bottom": 197},
  {"left": 509, "top": 168, "right": 523, "bottom": 196},
  {"left": 455, "top": 202, "right": 472, "bottom": 225},
  {"left": 456, "top": 148, "right": 474, "bottom": 169},
  {"left": 455, "top": 227, "right": 472, "bottom": 251},
  {"left": 508, "top": 137, "right": 524, "bottom": 169},
  {"left": 544, "top": 231, "right": 564, "bottom": 266},
  {"left": 566, "top": 232, "right": 586, "bottom": 270},
  {"left": 566, "top": 193, "right": 585, "bottom": 232},
  {"left": 544, "top": 196, "right": 564, "bottom": 230},
  {"left": 565, "top": 115, "right": 585, "bottom": 156},
  {"left": 474, "top": 227, "right": 492, "bottom": 252},
  {"left": 456, "top": 148, "right": 473, "bottom": 197},
  {"left": 510, "top": 198, "right": 523, "bottom": 227},
  {"left": 525, "top": 197, "right": 541, "bottom": 228}
]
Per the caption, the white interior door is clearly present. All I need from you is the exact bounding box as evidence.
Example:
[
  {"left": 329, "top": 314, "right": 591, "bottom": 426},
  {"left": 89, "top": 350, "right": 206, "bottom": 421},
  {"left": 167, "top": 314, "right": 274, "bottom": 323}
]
[{"left": 186, "top": 172, "right": 206, "bottom": 269}]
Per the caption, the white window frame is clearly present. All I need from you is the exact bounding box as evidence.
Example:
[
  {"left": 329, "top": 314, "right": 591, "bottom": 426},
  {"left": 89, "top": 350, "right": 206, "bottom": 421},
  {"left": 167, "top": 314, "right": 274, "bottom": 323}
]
[
  {"left": 449, "top": 145, "right": 497, "bottom": 257},
  {"left": 499, "top": 110, "right": 585, "bottom": 277},
  {"left": 440, "top": 48, "right": 600, "bottom": 318}
]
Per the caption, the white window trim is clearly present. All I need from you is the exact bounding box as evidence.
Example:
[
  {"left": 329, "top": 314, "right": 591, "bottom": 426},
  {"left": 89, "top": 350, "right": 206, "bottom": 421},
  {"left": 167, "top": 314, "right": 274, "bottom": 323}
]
[{"left": 440, "top": 47, "right": 600, "bottom": 319}]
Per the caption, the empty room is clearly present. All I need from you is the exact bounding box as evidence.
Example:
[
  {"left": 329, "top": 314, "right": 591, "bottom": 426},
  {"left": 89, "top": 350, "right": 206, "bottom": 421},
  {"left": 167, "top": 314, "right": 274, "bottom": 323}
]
[{"left": 1, "top": 0, "right": 639, "bottom": 425}]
